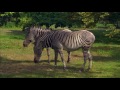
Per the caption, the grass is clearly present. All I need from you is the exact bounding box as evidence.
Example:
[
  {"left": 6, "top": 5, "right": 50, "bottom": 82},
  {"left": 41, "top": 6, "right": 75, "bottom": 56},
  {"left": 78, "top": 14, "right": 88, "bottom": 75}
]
[{"left": 0, "top": 28, "right": 120, "bottom": 78}]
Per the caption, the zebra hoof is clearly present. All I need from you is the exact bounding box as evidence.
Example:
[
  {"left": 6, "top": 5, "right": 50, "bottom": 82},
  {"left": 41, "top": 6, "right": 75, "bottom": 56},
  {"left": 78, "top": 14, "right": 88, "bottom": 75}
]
[{"left": 34, "top": 60, "right": 39, "bottom": 63}]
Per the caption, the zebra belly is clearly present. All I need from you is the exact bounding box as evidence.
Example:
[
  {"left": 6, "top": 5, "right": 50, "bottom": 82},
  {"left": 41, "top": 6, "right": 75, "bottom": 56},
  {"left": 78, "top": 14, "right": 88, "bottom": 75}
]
[{"left": 63, "top": 45, "right": 82, "bottom": 51}]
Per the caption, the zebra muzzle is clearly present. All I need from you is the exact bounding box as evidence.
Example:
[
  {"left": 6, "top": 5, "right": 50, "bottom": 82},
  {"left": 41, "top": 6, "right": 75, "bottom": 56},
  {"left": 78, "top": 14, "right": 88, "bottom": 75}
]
[
  {"left": 23, "top": 40, "right": 29, "bottom": 47},
  {"left": 34, "top": 54, "right": 40, "bottom": 63}
]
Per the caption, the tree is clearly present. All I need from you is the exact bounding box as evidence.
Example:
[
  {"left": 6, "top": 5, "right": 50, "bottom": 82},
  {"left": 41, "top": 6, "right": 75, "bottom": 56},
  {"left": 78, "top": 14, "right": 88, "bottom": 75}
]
[
  {"left": 78, "top": 12, "right": 109, "bottom": 28},
  {"left": 106, "top": 12, "right": 120, "bottom": 28},
  {"left": 0, "top": 12, "right": 20, "bottom": 26}
]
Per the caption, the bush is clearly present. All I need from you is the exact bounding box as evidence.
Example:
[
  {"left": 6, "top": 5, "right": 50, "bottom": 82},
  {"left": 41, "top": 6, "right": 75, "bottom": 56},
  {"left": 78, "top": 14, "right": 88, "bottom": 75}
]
[
  {"left": 96, "top": 23, "right": 106, "bottom": 28},
  {"left": 55, "top": 26, "right": 63, "bottom": 30},
  {"left": 106, "top": 24, "right": 116, "bottom": 29},
  {"left": 3, "top": 22, "right": 14, "bottom": 28},
  {"left": 41, "top": 25, "right": 46, "bottom": 29},
  {"left": 49, "top": 24, "right": 55, "bottom": 29}
]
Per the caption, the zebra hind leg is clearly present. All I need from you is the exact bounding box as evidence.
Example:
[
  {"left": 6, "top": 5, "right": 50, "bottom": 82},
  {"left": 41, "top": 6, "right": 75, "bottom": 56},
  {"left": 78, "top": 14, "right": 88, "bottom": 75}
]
[
  {"left": 80, "top": 47, "right": 89, "bottom": 72},
  {"left": 67, "top": 51, "right": 71, "bottom": 63},
  {"left": 46, "top": 48, "right": 50, "bottom": 64},
  {"left": 58, "top": 49, "right": 67, "bottom": 70},
  {"left": 86, "top": 51, "right": 92, "bottom": 72}
]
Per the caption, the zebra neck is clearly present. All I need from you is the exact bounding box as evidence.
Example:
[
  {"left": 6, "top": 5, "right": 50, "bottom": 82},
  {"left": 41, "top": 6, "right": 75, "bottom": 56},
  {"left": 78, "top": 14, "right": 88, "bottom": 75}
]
[{"left": 34, "top": 30, "right": 51, "bottom": 40}]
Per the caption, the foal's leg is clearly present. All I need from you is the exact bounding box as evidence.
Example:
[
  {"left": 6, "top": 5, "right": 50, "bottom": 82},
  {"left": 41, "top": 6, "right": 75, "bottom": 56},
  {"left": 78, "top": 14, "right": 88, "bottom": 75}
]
[
  {"left": 46, "top": 48, "right": 50, "bottom": 63},
  {"left": 58, "top": 49, "right": 66, "bottom": 70},
  {"left": 67, "top": 51, "right": 71, "bottom": 63}
]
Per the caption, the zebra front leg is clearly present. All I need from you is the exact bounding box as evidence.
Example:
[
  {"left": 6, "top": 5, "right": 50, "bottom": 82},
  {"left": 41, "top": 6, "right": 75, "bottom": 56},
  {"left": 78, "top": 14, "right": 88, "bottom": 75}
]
[
  {"left": 67, "top": 51, "right": 71, "bottom": 63},
  {"left": 58, "top": 49, "right": 67, "bottom": 70},
  {"left": 46, "top": 48, "right": 50, "bottom": 64}
]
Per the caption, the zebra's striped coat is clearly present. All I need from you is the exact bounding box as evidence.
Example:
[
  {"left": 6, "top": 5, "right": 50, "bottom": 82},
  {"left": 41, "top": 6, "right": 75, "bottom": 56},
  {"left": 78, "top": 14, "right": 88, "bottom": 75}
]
[
  {"left": 38, "top": 30, "right": 95, "bottom": 51},
  {"left": 35, "top": 29, "right": 95, "bottom": 72}
]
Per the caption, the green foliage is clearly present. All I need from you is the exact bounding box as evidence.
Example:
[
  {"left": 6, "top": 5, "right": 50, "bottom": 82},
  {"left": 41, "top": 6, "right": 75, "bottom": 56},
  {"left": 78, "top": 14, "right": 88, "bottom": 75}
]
[
  {"left": 106, "top": 12, "right": 120, "bottom": 28},
  {"left": 95, "top": 23, "right": 106, "bottom": 28},
  {"left": 90, "top": 29, "right": 119, "bottom": 44},
  {"left": 0, "top": 12, "right": 20, "bottom": 26},
  {"left": 41, "top": 25, "right": 47, "bottom": 29},
  {"left": 105, "top": 29, "right": 120, "bottom": 41},
  {"left": 18, "top": 12, "right": 32, "bottom": 27},
  {"left": 2, "top": 22, "right": 16, "bottom": 28},
  {"left": 106, "top": 24, "right": 116, "bottom": 29},
  {"left": 49, "top": 24, "right": 56, "bottom": 29},
  {"left": 0, "top": 12, "right": 15, "bottom": 17},
  {"left": 78, "top": 12, "right": 109, "bottom": 28},
  {"left": 0, "top": 12, "right": 119, "bottom": 28},
  {"left": 104, "top": 24, "right": 120, "bottom": 41}
]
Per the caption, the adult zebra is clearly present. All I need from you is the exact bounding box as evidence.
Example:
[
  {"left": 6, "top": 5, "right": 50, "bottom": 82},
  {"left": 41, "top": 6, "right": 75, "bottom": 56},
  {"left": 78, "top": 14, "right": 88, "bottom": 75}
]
[
  {"left": 23, "top": 26, "right": 72, "bottom": 63},
  {"left": 23, "top": 26, "right": 51, "bottom": 63},
  {"left": 34, "top": 30, "right": 95, "bottom": 72}
]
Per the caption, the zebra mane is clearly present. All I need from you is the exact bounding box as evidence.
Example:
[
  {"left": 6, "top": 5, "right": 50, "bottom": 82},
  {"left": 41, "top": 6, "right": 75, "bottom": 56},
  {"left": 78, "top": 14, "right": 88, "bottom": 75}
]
[
  {"left": 37, "top": 30, "right": 54, "bottom": 42},
  {"left": 62, "top": 29, "right": 72, "bottom": 32},
  {"left": 29, "top": 26, "right": 51, "bottom": 32}
]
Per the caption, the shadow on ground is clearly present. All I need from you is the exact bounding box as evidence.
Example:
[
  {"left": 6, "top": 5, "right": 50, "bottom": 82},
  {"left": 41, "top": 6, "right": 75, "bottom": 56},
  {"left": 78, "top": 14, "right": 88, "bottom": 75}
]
[
  {"left": 6, "top": 30, "right": 25, "bottom": 40},
  {"left": 92, "top": 46, "right": 120, "bottom": 62}
]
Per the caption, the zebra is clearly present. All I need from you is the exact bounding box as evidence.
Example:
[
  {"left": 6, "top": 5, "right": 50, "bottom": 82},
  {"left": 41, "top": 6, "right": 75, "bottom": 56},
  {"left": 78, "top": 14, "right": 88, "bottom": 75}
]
[
  {"left": 23, "top": 26, "right": 72, "bottom": 63},
  {"left": 34, "top": 30, "right": 95, "bottom": 72},
  {"left": 23, "top": 26, "right": 51, "bottom": 63}
]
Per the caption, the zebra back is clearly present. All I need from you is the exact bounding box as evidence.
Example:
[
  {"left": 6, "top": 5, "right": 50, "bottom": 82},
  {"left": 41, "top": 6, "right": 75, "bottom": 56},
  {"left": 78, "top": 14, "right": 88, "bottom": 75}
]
[{"left": 37, "top": 29, "right": 95, "bottom": 50}]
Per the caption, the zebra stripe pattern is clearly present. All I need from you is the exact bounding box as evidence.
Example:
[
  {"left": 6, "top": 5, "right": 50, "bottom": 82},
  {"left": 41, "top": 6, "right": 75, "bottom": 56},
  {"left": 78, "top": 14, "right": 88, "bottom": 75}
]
[{"left": 38, "top": 30, "right": 94, "bottom": 50}]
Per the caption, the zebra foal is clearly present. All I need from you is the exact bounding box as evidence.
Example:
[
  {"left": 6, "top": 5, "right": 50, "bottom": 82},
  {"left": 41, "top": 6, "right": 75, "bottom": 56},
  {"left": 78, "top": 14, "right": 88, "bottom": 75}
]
[{"left": 34, "top": 30, "right": 95, "bottom": 72}]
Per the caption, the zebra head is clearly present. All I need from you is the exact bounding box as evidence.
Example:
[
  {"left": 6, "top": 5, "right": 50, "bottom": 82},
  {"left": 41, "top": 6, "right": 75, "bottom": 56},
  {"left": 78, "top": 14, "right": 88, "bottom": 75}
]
[
  {"left": 33, "top": 41, "right": 43, "bottom": 63},
  {"left": 23, "top": 26, "right": 51, "bottom": 47},
  {"left": 23, "top": 26, "right": 35, "bottom": 47}
]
